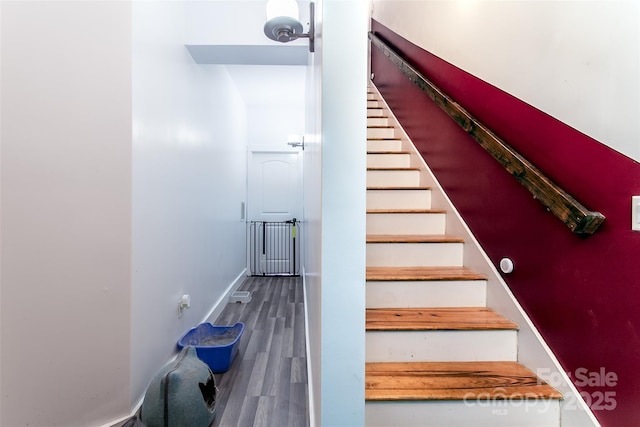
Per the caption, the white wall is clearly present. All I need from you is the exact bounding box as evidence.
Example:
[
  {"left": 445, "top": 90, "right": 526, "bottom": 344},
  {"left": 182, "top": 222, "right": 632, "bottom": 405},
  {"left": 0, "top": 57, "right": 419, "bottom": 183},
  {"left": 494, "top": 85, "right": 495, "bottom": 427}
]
[
  {"left": 131, "top": 0, "right": 249, "bottom": 407},
  {"left": 0, "top": 1, "right": 251, "bottom": 425},
  {"left": 372, "top": 0, "right": 640, "bottom": 160},
  {"left": 0, "top": 2, "right": 132, "bottom": 426},
  {"left": 232, "top": 65, "right": 306, "bottom": 151},
  {"left": 304, "top": 0, "right": 369, "bottom": 425},
  {"left": 248, "top": 103, "right": 305, "bottom": 150}
]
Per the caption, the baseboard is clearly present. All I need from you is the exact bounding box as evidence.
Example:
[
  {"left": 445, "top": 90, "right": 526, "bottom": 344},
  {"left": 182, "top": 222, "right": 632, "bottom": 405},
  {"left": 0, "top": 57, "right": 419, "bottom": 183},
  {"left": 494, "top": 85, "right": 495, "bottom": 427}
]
[
  {"left": 302, "top": 268, "right": 316, "bottom": 427},
  {"left": 204, "top": 268, "right": 248, "bottom": 323},
  {"left": 98, "top": 399, "right": 143, "bottom": 427}
]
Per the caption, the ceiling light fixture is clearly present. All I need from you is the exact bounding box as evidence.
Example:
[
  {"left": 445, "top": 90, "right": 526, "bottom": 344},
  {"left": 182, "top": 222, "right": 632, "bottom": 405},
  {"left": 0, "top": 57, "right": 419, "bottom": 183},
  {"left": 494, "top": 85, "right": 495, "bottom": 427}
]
[{"left": 264, "top": 0, "right": 315, "bottom": 53}]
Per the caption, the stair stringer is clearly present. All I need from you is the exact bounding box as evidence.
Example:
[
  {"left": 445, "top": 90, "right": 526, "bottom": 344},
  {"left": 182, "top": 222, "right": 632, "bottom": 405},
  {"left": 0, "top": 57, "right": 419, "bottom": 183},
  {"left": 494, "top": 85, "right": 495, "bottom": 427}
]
[{"left": 368, "top": 83, "right": 600, "bottom": 427}]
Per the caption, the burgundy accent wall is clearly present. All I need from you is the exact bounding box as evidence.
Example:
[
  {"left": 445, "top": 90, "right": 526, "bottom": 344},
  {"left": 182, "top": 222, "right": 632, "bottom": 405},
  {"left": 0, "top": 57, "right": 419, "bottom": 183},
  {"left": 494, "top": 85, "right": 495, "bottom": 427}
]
[{"left": 371, "top": 20, "right": 640, "bottom": 427}]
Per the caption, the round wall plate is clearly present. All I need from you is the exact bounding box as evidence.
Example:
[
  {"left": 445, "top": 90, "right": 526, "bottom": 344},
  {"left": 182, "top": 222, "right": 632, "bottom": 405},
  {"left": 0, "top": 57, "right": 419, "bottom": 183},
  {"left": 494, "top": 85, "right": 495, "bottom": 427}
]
[{"left": 500, "top": 257, "right": 514, "bottom": 274}]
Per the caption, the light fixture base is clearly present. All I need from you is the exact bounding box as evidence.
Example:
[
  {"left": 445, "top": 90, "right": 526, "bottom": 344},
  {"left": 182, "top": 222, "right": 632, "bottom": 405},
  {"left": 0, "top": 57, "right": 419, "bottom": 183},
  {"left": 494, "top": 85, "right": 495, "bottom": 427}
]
[
  {"left": 263, "top": 2, "right": 315, "bottom": 53},
  {"left": 264, "top": 16, "right": 304, "bottom": 42}
]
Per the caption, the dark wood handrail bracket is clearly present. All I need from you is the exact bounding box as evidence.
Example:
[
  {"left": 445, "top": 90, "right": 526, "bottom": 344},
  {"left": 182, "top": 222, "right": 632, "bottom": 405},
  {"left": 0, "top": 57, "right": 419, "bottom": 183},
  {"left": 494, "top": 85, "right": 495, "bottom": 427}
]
[{"left": 369, "top": 32, "right": 605, "bottom": 235}]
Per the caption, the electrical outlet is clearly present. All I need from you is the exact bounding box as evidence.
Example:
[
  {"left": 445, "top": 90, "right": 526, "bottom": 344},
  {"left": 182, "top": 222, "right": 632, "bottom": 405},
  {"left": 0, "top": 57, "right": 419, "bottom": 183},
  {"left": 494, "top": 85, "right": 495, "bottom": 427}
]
[
  {"left": 178, "top": 294, "right": 191, "bottom": 318},
  {"left": 180, "top": 294, "right": 191, "bottom": 309}
]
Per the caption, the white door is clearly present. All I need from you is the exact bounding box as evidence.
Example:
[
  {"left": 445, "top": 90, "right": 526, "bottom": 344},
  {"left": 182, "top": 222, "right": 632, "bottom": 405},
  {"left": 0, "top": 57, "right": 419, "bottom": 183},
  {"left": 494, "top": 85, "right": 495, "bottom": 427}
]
[{"left": 248, "top": 151, "right": 302, "bottom": 275}]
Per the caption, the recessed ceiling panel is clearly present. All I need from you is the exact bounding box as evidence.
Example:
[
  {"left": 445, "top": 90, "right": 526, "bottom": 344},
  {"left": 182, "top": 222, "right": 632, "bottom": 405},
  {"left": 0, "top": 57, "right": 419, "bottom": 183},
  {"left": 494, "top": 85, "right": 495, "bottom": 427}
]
[{"left": 185, "top": 45, "right": 308, "bottom": 66}]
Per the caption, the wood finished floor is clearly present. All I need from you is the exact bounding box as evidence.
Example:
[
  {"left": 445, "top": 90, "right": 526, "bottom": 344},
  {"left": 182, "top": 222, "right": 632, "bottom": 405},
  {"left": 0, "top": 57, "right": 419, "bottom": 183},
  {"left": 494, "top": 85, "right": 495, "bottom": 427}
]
[{"left": 212, "top": 275, "right": 309, "bottom": 427}]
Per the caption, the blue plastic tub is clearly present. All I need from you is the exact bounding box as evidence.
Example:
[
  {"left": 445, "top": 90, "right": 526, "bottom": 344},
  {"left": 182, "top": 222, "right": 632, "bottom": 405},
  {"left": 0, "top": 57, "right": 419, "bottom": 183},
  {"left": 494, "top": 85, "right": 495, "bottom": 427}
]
[{"left": 177, "top": 322, "right": 244, "bottom": 373}]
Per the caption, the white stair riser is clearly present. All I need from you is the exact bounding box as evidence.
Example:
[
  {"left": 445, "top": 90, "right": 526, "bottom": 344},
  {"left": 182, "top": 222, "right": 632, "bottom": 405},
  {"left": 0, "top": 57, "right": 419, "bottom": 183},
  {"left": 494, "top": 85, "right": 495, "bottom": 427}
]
[
  {"left": 367, "top": 242, "right": 464, "bottom": 267},
  {"left": 367, "top": 93, "right": 376, "bottom": 100},
  {"left": 368, "top": 108, "right": 385, "bottom": 117},
  {"left": 367, "top": 212, "right": 445, "bottom": 235},
  {"left": 367, "top": 153, "right": 411, "bottom": 168},
  {"left": 366, "top": 400, "right": 560, "bottom": 427},
  {"left": 367, "top": 189, "right": 431, "bottom": 210},
  {"left": 366, "top": 330, "right": 517, "bottom": 362},
  {"left": 368, "top": 127, "right": 396, "bottom": 139},
  {"left": 368, "top": 117, "right": 389, "bottom": 127},
  {"left": 366, "top": 280, "right": 487, "bottom": 308},
  {"left": 367, "top": 100, "right": 380, "bottom": 108},
  {"left": 367, "top": 170, "right": 421, "bottom": 188},
  {"left": 367, "top": 139, "right": 402, "bottom": 152}
]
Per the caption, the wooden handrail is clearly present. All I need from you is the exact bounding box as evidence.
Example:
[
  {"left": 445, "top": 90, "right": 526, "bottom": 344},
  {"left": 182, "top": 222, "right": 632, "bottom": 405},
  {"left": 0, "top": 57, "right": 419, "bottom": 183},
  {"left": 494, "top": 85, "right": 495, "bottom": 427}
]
[{"left": 369, "top": 32, "right": 605, "bottom": 235}]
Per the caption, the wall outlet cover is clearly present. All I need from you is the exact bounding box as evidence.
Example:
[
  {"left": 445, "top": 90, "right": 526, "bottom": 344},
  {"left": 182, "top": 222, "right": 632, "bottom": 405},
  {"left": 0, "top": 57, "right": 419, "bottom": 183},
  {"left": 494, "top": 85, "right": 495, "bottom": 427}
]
[{"left": 633, "top": 196, "right": 640, "bottom": 231}]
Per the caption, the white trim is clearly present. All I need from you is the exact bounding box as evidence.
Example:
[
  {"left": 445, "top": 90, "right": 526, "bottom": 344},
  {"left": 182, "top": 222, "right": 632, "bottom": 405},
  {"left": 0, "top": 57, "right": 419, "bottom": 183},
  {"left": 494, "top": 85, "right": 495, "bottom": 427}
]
[
  {"left": 98, "top": 398, "right": 143, "bottom": 427},
  {"left": 99, "top": 413, "right": 130, "bottom": 427},
  {"left": 203, "top": 268, "right": 248, "bottom": 323},
  {"left": 369, "top": 83, "right": 600, "bottom": 427},
  {"left": 302, "top": 268, "right": 316, "bottom": 427}
]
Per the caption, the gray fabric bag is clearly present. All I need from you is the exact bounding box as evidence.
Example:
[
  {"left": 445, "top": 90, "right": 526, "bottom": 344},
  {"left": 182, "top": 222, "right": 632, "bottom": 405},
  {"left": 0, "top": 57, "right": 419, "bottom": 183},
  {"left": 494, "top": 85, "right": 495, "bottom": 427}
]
[{"left": 140, "top": 346, "right": 216, "bottom": 427}]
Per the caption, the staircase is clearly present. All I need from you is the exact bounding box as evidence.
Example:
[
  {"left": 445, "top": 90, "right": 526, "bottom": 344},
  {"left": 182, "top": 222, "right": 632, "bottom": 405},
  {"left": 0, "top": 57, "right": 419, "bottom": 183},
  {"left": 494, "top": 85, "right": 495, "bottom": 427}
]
[{"left": 364, "top": 88, "right": 563, "bottom": 426}]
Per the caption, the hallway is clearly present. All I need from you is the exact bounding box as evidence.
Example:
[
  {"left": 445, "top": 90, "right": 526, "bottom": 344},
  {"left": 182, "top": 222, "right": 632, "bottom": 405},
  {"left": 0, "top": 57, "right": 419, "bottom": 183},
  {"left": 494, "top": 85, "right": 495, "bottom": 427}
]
[{"left": 211, "top": 276, "right": 309, "bottom": 427}]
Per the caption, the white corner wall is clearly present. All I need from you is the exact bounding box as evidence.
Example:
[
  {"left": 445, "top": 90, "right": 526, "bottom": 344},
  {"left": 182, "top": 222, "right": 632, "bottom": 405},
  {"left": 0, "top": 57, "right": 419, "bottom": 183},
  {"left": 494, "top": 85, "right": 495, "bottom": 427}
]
[
  {"left": 131, "top": 0, "right": 249, "bottom": 407},
  {"left": 372, "top": 0, "right": 640, "bottom": 160},
  {"left": 0, "top": 2, "right": 132, "bottom": 426},
  {"left": 303, "top": 17, "right": 323, "bottom": 425},
  {"left": 1, "top": 1, "right": 251, "bottom": 425},
  {"left": 304, "top": 0, "right": 369, "bottom": 425}
]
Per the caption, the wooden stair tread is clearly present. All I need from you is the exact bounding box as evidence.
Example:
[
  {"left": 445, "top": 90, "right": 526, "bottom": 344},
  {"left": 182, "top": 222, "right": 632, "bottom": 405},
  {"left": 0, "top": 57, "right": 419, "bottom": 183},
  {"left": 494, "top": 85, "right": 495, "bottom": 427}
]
[
  {"left": 368, "top": 125, "right": 395, "bottom": 129},
  {"left": 366, "top": 307, "right": 518, "bottom": 331},
  {"left": 367, "top": 138, "right": 402, "bottom": 141},
  {"left": 366, "top": 234, "right": 464, "bottom": 243},
  {"left": 365, "top": 361, "right": 563, "bottom": 401},
  {"left": 367, "top": 186, "right": 431, "bottom": 190},
  {"left": 366, "top": 266, "right": 487, "bottom": 281},
  {"left": 367, "top": 209, "right": 445, "bottom": 214}
]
